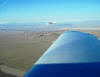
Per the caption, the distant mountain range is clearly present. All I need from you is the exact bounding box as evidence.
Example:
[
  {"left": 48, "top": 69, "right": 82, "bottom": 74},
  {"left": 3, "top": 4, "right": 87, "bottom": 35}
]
[
  {"left": 0, "top": 20, "right": 100, "bottom": 31},
  {"left": 0, "top": 22, "right": 72, "bottom": 31},
  {"left": 73, "top": 20, "right": 100, "bottom": 27}
]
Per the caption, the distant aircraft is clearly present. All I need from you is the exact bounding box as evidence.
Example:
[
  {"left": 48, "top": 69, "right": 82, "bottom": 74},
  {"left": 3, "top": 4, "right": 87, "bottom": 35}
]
[
  {"left": 46, "top": 21, "right": 56, "bottom": 25},
  {"left": 24, "top": 30, "right": 100, "bottom": 77}
]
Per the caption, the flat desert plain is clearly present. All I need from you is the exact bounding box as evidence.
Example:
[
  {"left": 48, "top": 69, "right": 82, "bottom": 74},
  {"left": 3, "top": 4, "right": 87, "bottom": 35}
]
[{"left": 0, "top": 29, "right": 100, "bottom": 77}]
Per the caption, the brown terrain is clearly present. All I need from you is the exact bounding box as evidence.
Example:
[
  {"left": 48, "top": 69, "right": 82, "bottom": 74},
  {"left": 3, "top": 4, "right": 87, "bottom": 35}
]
[{"left": 0, "top": 29, "right": 100, "bottom": 77}]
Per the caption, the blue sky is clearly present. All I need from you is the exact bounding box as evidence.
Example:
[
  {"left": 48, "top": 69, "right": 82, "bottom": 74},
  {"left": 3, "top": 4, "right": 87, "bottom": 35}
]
[{"left": 0, "top": 0, "right": 100, "bottom": 24}]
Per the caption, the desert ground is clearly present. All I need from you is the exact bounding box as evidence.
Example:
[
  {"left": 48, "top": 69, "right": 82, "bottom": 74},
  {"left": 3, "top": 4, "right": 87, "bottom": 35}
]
[{"left": 0, "top": 29, "right": 100, "bottom": 77}]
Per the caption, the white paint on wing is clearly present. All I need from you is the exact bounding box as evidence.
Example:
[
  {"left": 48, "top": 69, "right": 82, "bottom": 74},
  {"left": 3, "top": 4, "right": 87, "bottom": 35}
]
[{"left": 35, "top": 31, "right": 100, "bottom": 64}]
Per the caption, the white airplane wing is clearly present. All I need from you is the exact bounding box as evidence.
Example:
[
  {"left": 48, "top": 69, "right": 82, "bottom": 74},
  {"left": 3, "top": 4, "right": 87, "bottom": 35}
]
[{"left": 24, "top": 30, "right": 100, "bottom": 77}]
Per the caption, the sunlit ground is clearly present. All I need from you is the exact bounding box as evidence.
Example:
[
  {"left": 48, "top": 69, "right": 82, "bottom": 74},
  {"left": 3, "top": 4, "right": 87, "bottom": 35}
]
[{"left": 0, "top": 29, "right": 100, "bottom": 77}]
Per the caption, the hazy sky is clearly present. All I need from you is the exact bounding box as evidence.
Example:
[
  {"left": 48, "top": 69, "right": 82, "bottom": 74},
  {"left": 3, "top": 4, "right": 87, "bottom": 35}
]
[{"left": 0, "top": 0, "right": 100, "bottom": 23}]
